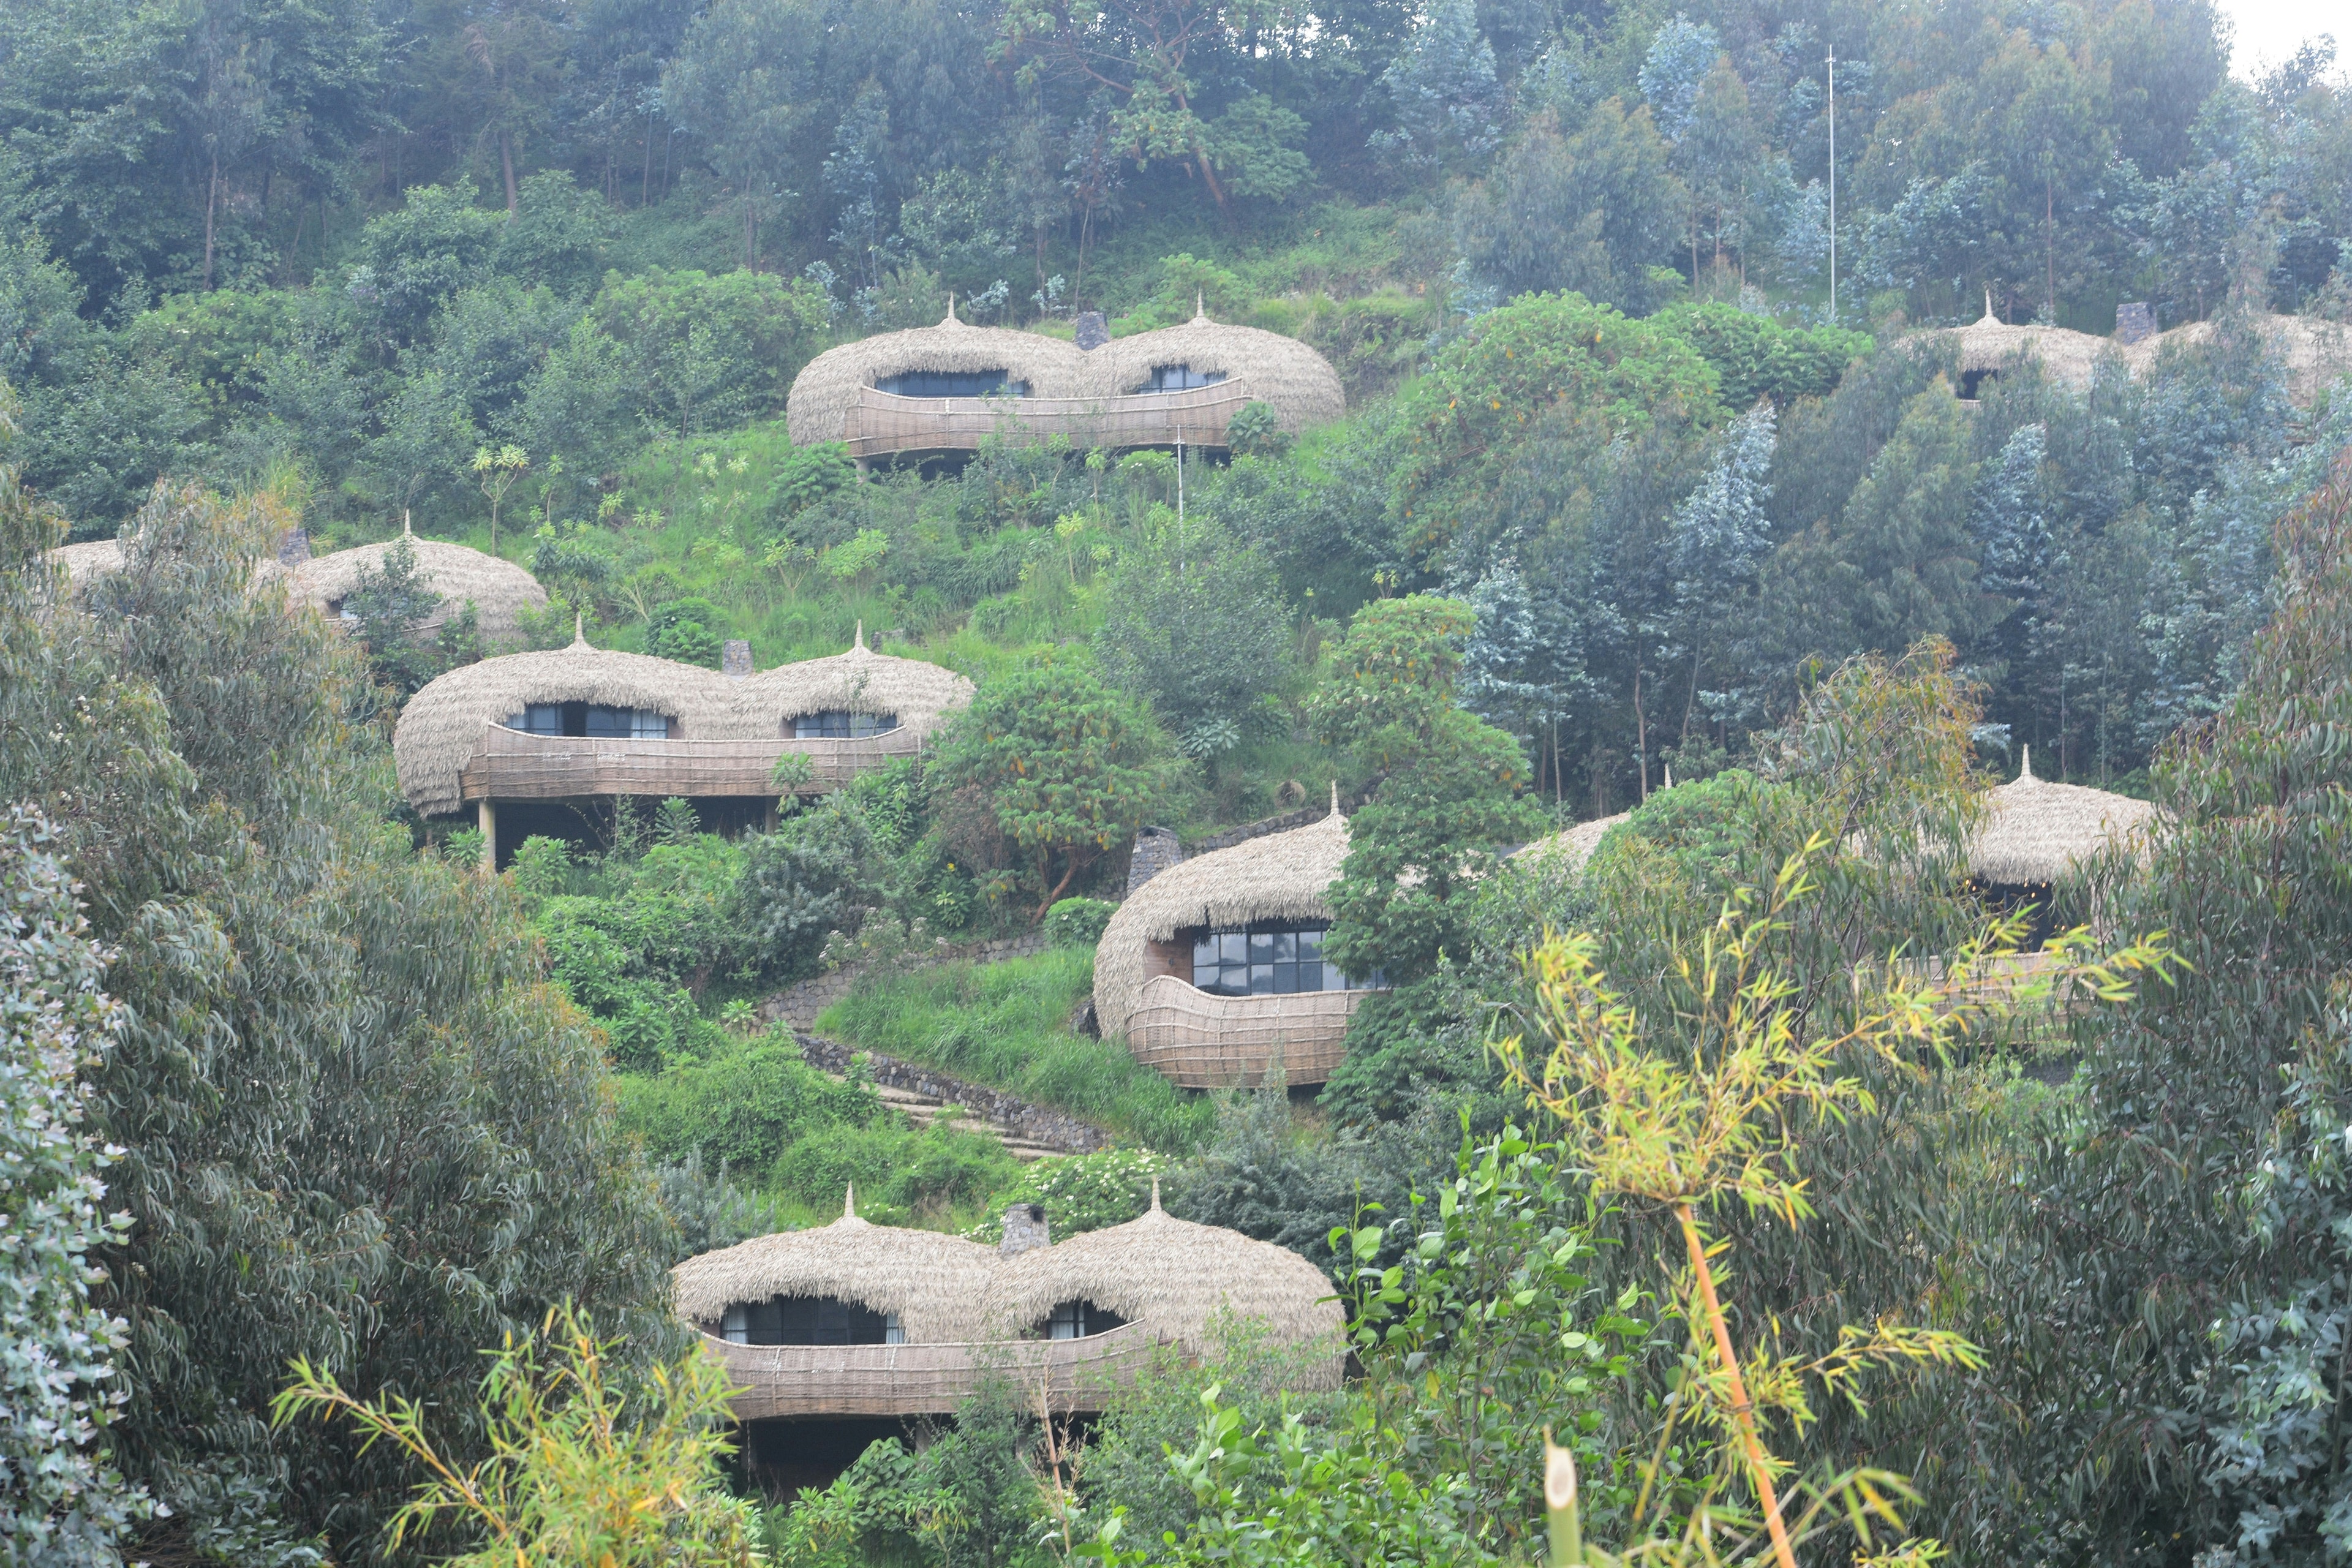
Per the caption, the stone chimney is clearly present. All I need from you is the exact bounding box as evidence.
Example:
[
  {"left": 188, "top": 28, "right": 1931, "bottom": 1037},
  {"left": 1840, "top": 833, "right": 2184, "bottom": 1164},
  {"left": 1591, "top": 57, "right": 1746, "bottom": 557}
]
[
  {"left": 722, "top": 639, "right": 753, "bottom": 680},
  {"left": 2115, "top": 301, "right": 2157, "bottom": 345},
  {"left": 1000, "top": 1202, "right": 1050, "bottom": 1256},
  {"left": 276, "top": 527, "right": 313, "bottom": 567},
  {"left": 1073, "top": 310, "right": 1109, "bottom": 352}
]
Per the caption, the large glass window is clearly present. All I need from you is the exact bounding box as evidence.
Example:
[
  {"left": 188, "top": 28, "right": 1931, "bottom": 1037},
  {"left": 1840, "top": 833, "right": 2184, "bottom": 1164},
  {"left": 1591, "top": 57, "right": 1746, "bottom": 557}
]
[
  {"left": 717, "top": 1295, "right": 895, "bottom": 1346},
  {"left": 793, "top": 710, "right": 900, "bottom": 739},
  {"left": 1190, "top": 923, "right": 1374, "bottom": 996},
  {"left": 1046, "top": 1300, "right": 1127, "bottom": 1340},
  {"left": 503, "top": 703, "right": 668, "bottom": 739},
  {"left": 1141, "top": 364, "right": 1227, "bottom": 393},
  {"left": 876, "top": 371, "right": 1030, "bottom": 398}
]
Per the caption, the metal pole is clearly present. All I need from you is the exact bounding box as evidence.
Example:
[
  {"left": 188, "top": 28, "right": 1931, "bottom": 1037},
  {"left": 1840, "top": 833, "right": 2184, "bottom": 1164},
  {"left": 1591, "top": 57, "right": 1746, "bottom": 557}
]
[
  {"left": 1176, "top": 435, "right": 1185, "bottom": 524},
  {"left": 1826, "top": 44, "right": 1837, "bottom": 325}
]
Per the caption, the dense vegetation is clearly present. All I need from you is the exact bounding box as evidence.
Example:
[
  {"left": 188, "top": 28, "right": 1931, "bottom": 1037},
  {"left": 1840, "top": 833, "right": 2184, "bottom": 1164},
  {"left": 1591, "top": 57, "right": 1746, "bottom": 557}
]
[{"left": 7, "top": 0, "right": 2352, "bottom": 1562}]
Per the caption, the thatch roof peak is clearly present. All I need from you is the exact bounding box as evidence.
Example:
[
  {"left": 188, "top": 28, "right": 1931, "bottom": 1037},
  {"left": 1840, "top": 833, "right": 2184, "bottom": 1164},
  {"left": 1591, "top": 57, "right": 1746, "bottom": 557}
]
[
  {"left": 1967, "top": 750, "right": 2158, "bottom": 885},
  {"left": 292, "top": 533, "right": 549, "bottom": 649}
]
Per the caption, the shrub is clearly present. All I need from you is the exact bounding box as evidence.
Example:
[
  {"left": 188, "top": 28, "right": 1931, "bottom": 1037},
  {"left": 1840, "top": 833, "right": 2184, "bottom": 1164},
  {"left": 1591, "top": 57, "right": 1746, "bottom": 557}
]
[
  {"left": 646, "top": 596, "right": 726, "bottom": 666},
  {"left": 616, "top": 1035, "right": 879, "bottom": 1172},
  {"left": 961, "top": 1147, "right": 1170, "bottom": 1243},
  {"left": 1042, "top": 897, "right": 1116, "bottom": 949}
]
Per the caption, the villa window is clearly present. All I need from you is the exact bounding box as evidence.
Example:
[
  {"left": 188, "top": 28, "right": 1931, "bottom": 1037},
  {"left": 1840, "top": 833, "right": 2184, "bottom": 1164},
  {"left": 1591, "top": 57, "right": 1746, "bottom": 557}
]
[
  {"left": 718, "top": 1296, "right": 894, "bottom": 1346},
  {"left": 793, "top": 710, "right": 900, "bottom": 739},
  {"left": 505, "top": 703, "right": 669, "bottom": 739},
  {"left": 1190, "top": 923, "right": 1375, "bottom": 996},
  {"left": 1046, "top": 1300, "right": 1127, "bottom": 1340},
  {"left": 1141, "top": 364, "right": 1227, "bottom": 393},
  {"left": 876, "top": 370, "right": 1030, "bottom": 399}
]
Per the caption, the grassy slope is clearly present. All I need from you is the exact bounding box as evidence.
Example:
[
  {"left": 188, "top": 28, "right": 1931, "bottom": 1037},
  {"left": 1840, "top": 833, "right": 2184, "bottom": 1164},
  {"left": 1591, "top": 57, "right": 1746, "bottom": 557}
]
[{"left": 816, "top": 947, "right": 1217, "bottom": 1154}]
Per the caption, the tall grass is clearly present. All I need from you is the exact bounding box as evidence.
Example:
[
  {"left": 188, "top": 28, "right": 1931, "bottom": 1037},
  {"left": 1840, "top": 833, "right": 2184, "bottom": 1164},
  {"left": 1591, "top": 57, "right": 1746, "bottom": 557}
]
[{"left": 818, "top": 947, "right": 1216, "bottom": 1154}]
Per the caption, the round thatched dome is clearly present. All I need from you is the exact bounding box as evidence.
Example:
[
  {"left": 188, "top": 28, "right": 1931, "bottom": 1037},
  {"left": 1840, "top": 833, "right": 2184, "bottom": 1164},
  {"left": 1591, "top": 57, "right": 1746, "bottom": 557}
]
[
  {"left": 1093, "top": 801, "right": 1351, "bottom": 1041},
  {"left": 787, "top": 302, "right": 1086, "bottom": 446},
  {"left": 393, "top": 632, "right": 739, "bottom": 816},
  {"left": 1967, "top": 747, "right": 2158, "bottom": 886},
  {"left": 2119, "top": 313, "right": 2352, "bottom": 407},
  {"left": 293, "top": 528, "right": 549, "bottom": 648},
  {"left": 735, "top": 625, "right": 976, "bottom": 741},
  {"left": 672, "top": 1196, "right": 997, "bottom": 1344},
  {"left": 986, "top": 1189, "right": 1344, "bottom": 1384},
  {"left": 1091, "top": 311, "right": 1346, "bottom": 432},
  {"left": 1937, "top": 305, "right": 2111, "bottom": 393},
  {"left": 1515, "top": 810, "right": 1629, "bottom": 876},
  {"left": 46, "top": 538, "right": 126, "bottom": 586}
]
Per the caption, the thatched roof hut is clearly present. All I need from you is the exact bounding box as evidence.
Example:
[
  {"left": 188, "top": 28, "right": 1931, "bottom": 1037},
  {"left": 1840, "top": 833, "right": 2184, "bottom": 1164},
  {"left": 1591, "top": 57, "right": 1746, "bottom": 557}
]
[
  {"left": 1515, "top": 810, "right": 1629, "bottom": 875},
  {"left": 985, "top": 1188, "right": 1344, "bottom": 1385},
  {"left": 1092, "top": 797, "right": 1353, "bottom": 1042},
  {"left": 1967, "top": 747, "right": 2158, "bottom": 885},
  {"left": 292, "top": 522, "right": 549, "bottom": 647},
  {"left": 786, "top": 301, "right": 1345, "bottom": 447},
  {"left": 393, "top": 629, "right": 740, "bottom": 816},
  {"left": 673, "top": 1193, "right": 997, "bottom": 1344},
  {"left": 1941, "top": 305, "right": 2112, "bottom": 393},
  {"left": 734, "top": 624, "right": 976, "bottom": 742},
  {"left": 2119, "top": 313, "right": 2352, "bottom": 406},
  {"left": 787, "top": 301, "right": 1085, "bottom": 446},
  {"left": 1090, "top": 309, "right": 1346, "bottom": 432},
  {"left": 46, "top": 539, "right": 126, "bottom": 586}
]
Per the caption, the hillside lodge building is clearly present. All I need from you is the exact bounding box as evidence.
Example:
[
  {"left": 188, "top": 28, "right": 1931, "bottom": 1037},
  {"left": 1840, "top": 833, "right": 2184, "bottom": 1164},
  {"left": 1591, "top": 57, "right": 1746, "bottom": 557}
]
[
  {"left": 393, "top": 625, "right": 974, "bottom": 865},
  {"left": 785, "top": 300, "right": 1346, "bottom": 467}
]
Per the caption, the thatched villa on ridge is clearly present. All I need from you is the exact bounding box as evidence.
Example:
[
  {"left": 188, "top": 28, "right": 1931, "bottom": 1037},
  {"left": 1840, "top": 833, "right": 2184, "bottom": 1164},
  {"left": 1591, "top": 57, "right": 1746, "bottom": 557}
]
[
  {"left": 392, "top": 626, "right": 973, "bottom": 864},
  {"left": 786, "top": 300, "right": 1346, "bottom": 466},
  {"left": 1963, "top": 747, "right": 2155, "bottom": 937},
  {"left": 1093, "top": 792, "right": 1380, "bottom": 1090},
  {"left": 291, "top": 517, "right": 549, "bottom": 648},
  {"left": 674, "top": 1189, "right": 1340, "bottom": 1488},
  {"left": 1934, "top": 303, "right": 2352, "bottom": 404}
]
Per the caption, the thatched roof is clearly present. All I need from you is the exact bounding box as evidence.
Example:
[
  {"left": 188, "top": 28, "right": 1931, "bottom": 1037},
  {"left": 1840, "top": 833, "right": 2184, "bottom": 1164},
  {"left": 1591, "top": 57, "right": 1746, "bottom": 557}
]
[
  {"left": 984, "top": 1188, "right": 1343, "bottom": 1384},
  {"left": 293, "top": 523, "right": 548, "bottom": 647},
  {"left": 786, "top": 302, "right": 1346, "bottom": 445},
  {"left": 1515, "top": 810, "right": 1629, "bottom": 875},
  {"left": 47, "top": 539, "right": 125, "bottom": 586},
  {"left": 1093, "top": 795, "right": 1352, "bottom": 1040},
  {"left": 1940, "top": 304, "right": 2113, "bottom": 392},
  {"left": 671, "top": 1192, "right": 998, "bottom": 1343},
  {"left": 1967, "top": 747, "right": 2158, "bottom": 885},
  {"left": 393, "top": 629, "right": 741, "bottom": 816},
  {"left": 733, "top": 624, "right": 976, "bottom": 741},
  {"left": 1089, "top": 310, "right": 1346, "bottom": 432},
  {"left": 2119, "top": 313, "right": 2352, "bottom": 407},
  {"left": 787, "top": 300, "right": 1086, "bottom": 445}
]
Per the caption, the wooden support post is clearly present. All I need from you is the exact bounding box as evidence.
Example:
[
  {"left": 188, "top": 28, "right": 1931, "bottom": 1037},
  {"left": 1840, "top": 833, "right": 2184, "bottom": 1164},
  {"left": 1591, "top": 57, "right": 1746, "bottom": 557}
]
[{"left": 478, "top": 799, "right": 498, "bottom": 872}]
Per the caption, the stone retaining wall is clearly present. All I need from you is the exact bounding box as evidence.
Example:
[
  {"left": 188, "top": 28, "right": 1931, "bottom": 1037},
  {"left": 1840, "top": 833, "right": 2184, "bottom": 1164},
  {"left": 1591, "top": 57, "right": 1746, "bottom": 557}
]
[{"left": 796, "top": 1033, "right": 1109, "bottom": 1154}]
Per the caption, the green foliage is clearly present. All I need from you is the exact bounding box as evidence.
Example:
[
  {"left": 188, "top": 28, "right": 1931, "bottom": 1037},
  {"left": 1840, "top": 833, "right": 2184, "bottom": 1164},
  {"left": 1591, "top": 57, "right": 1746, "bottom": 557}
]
[
  {"left": 1221, "top": 400, "right": 1291, "bottom": 459},
  {"left": 338, "top": 532, "right": 453, "bottom": 695},
  {"left": 818, "top": 948, "right": 1216, "bottom": 1152},
  {"left": 767, "top": 442, "right": 858, "bottom": 525},
  {"left": 581, "top": 268, "right": 833, "bottom": 440},
  {"left": 646, "top": 595, "right": 727, "bottom": 665},
  {"left": 928, "top": 649, "right": 1175, "bottom": 918},
  {"left": 738, "top": 794, "right": 890, "bottom": 981},
  {"left": 1454, "top": 101, "right": 1686, "bottom": 315},
  {"left": 770, "top": 1119, "right": 1022, "bottom": 1229},
  {"left": 616, "top": 1033, "right": 879, "bottom": 1175},
  {"left": 962, "top": 1147, "right": 1170, "bottom": 1243},
  {"left": 0, "top": 476, "right": 673, "bottom": 1556},
  {"left": 276, "top": 1304, "right": 761, "bottom": 1568},
  {"left": 1042, "top": 896, "right": 1117, "bottom": 949},
  {"left": 1649, "top": 303, "right": 1874, "bottom": 410},
  {"left": 0, "top": 809, "right": 149, "bottom": 1564},
  {"left": 1096, "top": 514, "right": 1292, "bottom": 747}
]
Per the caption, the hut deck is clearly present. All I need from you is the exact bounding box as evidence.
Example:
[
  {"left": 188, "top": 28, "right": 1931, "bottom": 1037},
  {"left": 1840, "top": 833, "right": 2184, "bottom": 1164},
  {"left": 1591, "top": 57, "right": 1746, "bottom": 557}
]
[
  {"left": 1126, "top": 976, "right": 1371, "bottom": 1090},
  {"left": 844, "top": 382, "right": 1251, "bottom": 459},
  {"left": 702, "top": 1321, "right": 1155, "bottom": 1419},
  {"left": 456, "top": 723, "right": 921, "bottom": 802}
]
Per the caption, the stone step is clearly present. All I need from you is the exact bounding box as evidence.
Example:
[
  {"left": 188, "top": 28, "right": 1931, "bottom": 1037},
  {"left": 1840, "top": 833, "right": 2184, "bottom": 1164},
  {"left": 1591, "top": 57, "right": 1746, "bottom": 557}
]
[{"left": 846, "top": 1077, "right": 1059, "bottom": 1162}]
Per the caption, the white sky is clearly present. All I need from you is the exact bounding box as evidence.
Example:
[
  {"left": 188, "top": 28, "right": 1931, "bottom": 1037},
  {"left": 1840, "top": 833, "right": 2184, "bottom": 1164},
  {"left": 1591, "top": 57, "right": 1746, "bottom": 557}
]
[{"left": 2215, "top": 0, "right": 2343, "bottom": 81}]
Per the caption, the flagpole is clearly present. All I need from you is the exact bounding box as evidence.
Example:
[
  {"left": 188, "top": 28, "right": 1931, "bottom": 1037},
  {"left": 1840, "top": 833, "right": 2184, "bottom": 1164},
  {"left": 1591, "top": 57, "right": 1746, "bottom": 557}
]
[{"left": 1827, "top": 43, "right": 1837, "bottom": 325}]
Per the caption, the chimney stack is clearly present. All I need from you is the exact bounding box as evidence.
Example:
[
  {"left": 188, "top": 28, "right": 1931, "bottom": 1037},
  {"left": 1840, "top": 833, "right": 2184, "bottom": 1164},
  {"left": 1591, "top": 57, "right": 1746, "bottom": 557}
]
[
  {"left": 722, "top": 639, "right": 753, "bottom": 680},
  {"left": 1000, "top": 1202, "right": 1050, "bottom": 1256},
  {"left": 1073, "top": 311, "right": 1109, "bottom": 352}
]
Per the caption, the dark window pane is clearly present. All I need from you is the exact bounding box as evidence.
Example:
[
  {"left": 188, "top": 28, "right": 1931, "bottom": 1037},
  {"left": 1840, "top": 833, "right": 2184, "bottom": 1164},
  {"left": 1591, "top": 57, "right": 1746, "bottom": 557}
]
[
  {"left": 1248, "top": 965, "right": 1273, "bottom": 994},
  {"left": 1272, "top": 932, "right": 1297, "bottom": 962},
  {"left": 1297, "top": 929, "right": 1323, "bottom": 962},
  {"left": 1273, "top": 963, "right": 1302, "bottom": 994},
  {"left": 1247, "top": 932, "right": 1275, "bottom": 963},
  {"left": 1324, "top": 962, "right": 1347, "bottom": 992},
  {"left": 1219, "top": 933, "right": 1248, "bottom": 965}
]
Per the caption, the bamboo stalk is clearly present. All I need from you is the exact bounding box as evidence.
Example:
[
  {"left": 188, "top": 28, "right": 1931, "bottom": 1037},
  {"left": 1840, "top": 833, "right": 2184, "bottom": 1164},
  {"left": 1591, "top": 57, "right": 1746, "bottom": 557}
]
[{"left": 1678, "top": 1202, "right": 1796, "bottom": 1568}]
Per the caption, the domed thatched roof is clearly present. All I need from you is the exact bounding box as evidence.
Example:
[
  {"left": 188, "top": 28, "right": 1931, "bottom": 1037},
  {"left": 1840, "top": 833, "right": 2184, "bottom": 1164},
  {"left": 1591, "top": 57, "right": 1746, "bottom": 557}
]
[
  {"left": 786, "top": 302, "right": 1346, "bottom": 445},
  {"left": 1093, "top": 797, "right": 1351, "bottom": 1041},
  {"left": 1089, "top": 311, "right": 1346, "bottom": 432},
  {"left": 1515, "top": 810, "right": 1629, "bottom": 875},
  {"left": 787, "top": 301, "right": 1084, "bottom": 446},
  {"left": 985, "top": 1188, "right": 1344, "bottom": 1384},
  {"left": 2120, "top": 313, "right": 2352, "bottom": 406},
  {"left": 46, "top": 539, "right": 125, "bottom": 586},
  {"left": 672, "top": 1191, "right": 997, "bottom": 1344},
  {"left": 292, "top": 524, "right": 549, "bottom": 647},
  {"left": 393, "top": 630, "right": 740, "bottom": 816},
  {"left": 733, "top": 624, "right": 976, "bottom": 741},
  {"left": 1967, "top": 747, "right": 2158, "bottom": 885},
  {"left": 1941, "top": 304, "right": 2112, "bottom": 392}
]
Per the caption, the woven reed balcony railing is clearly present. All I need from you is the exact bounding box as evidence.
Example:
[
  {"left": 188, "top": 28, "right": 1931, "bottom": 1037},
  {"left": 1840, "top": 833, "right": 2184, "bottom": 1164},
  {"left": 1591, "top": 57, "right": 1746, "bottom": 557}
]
[
  {"left": 842, "top": 381, "right": 1254, "bottom": 460},
  {"left": 456, "top": 723, "right": 922, "bottom": 802},
  {"left": 702, "top": 1321, "right": 1156, "bottom": 1420},
  {"left": 1126, "top": 975, "right": 1377, "bottom": 1090}
]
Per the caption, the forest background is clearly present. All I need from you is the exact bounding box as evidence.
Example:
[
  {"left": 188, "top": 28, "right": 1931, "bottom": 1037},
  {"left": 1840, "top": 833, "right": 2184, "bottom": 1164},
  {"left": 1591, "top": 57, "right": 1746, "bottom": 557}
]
[{"left": 7, "top": 0, "right": 2352, "bottom": 1564}]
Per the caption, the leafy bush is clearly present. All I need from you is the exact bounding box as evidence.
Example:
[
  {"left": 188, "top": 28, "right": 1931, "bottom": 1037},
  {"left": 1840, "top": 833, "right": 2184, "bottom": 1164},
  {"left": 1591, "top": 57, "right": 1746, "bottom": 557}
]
[
  {"left": 961, "top": 1147, "right": 1170, "bottom": 1243},
  {"left": 646, "top": 595, "right": 726, "bottom": 665},
  {"left": 738, "top": 796, "right": 889, "bottom": 981},
  {"left": 771, "top": 1120, "right": 1020, "bottom": 1227},
  {"left": 1042, "top": 897, "right": 1116, "bottom": 949},
  {"left": 1651, "top": 301, "right": 1874, "bottom": 410},
  {"left": 617, "top": 1035, "right": 880, "bottom": 1173}
]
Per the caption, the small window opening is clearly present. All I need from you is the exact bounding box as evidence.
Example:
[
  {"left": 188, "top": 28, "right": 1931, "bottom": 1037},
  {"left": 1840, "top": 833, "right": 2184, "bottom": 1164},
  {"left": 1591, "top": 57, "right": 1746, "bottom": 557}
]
[
  {"left": 1046, "top": 1300, "right": 1127, "bottom": 1340},
  {"left": 718, "top": 1295, "right": 893, "bottom": 1346},
  {"left": 877, "top": 370, "right": 1030, "bottom": 399},
  {"left": 505, "top": 703, "right": 669, "bottom": 739},
  {"left": 793, "top": 710, "right": 900, "bottom": 739},
  {"left": 1140, "top": 364, "right": 1227, "bottom": 393},
  {"left": 1959, "top": 368, "right": 1996, "bottom": 399},
  {"left": 1189, "top": 922, "right": 1379, "bottom": 996}
]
